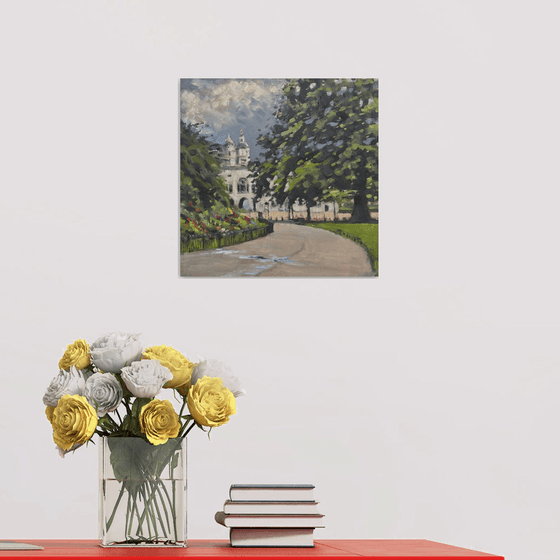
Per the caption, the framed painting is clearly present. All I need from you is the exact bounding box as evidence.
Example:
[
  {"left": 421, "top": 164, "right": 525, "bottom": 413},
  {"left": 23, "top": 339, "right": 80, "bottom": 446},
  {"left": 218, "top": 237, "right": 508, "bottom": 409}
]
[{"left": 179, "top": 79, "right": 378, "bottom": 277}]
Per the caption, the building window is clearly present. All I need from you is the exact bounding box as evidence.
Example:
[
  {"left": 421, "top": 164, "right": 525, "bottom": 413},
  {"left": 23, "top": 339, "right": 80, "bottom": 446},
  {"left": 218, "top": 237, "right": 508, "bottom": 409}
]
[{"left": 238, "top": 178, "right": 247, "bottom": 193}]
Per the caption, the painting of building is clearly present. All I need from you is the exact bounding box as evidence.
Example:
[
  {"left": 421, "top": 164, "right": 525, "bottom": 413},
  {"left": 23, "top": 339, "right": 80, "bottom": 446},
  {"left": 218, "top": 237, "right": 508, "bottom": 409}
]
[
  {"left": 220, "top": 130, "right": 257, "bottom": 211},
  {"left": 180, "top": 78, "right": 378, "bottom": 277},
  {"left": 220, "top": 129, "right": 339, "bottom": 219}
]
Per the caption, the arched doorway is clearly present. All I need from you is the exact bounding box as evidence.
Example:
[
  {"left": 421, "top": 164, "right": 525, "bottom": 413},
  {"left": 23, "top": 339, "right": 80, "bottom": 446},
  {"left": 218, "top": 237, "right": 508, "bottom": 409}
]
[{"left": 238, "top": 198, "right": 251, "bottom": 210}]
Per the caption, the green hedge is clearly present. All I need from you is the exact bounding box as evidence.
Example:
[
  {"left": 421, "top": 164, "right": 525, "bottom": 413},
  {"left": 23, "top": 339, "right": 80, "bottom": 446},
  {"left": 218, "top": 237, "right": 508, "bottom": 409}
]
[{"left": 181, "top": 222, "right": 273, "bottom": 254}]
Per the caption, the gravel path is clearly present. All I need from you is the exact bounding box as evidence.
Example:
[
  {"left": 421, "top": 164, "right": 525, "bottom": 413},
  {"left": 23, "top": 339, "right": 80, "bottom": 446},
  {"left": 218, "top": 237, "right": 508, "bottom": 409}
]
[{"left": 180, "top": 223, "right": 373, "bottom": 277}]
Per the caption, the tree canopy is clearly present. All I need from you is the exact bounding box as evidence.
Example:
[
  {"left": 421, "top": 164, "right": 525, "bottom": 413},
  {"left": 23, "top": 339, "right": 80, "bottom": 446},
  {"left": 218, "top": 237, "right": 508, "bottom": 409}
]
[
  {"left": 251, "top": 79, "right": 378, "bottom": 222},
  {"left": 180, "top": 122, "right": 230, "bottom": 212}
]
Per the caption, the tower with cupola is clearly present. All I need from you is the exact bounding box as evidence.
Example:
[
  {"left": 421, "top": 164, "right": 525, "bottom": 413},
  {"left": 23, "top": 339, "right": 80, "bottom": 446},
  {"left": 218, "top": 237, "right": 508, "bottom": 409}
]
[
  {"left": 220, "top": 129, "right": 256, "bottom": 211},
  {"left": 236, "top": 129, "right": 250, "bottom": 166},
  {"left": 224, "top": 134, "right": 237, "bottom": 166}
]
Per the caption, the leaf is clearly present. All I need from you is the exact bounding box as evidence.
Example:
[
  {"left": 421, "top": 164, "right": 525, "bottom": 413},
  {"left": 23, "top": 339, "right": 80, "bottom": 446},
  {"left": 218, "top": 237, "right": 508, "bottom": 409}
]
[
  {"left": 121, "top": 413, "right": 142, "bottom": 437},
  {"left": 98, "top": 416, "right": 114, "bottom": 429},
  {"left": 131, "top": 397, "right": 152, "bottom": 417},
  {"left": 107, "top": 437, "right": 183, "bottom": 482},
  {"left": 170, "top": 452, "right": 180, "bottom": 472}
]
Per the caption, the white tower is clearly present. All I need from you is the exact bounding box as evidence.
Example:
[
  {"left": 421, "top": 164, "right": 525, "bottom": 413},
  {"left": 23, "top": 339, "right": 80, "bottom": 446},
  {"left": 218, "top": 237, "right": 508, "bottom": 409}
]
[
  {"left": 225, "top": 134, "right": 236, "bottom": 166},
  {"left": 220, "top": 129, "right": 256, "bottom": 211},
  {"left": 237, "top": 129, "right": 250, "bottom": 166}
]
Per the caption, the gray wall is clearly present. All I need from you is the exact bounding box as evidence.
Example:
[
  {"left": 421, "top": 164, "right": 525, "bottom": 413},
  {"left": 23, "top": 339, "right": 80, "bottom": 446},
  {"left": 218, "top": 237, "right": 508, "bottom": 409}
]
[{"left": 0, "top": 2, "right": 558, "bottom": 560}]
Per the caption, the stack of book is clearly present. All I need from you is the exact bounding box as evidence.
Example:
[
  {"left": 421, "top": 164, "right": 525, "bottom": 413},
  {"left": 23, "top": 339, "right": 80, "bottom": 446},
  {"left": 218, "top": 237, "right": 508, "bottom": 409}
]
[{"left": 215, "top": 484, "right": 324, "bottom": 547}]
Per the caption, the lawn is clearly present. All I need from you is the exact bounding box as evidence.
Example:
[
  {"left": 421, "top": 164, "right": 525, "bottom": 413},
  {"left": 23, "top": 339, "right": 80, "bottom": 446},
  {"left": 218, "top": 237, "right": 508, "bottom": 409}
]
[{"left": 306, "top": 222, "right": 378, "bottom": 273}]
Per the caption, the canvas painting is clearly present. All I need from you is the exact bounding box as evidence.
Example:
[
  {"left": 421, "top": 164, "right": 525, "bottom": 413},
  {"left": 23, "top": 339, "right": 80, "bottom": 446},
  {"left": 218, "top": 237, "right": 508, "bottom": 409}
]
[{"left": 179, "top": 79, "right": 378, "bottom": 277}]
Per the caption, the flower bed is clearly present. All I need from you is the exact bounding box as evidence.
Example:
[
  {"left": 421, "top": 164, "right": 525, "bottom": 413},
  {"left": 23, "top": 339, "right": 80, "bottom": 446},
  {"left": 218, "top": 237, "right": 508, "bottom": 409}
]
[
  {"left": 181, "top": 221, "right": 273, "bottom": 254},
  {"left": 180, "top": 207, "right": 273, "bottom": 253},
  {"left": 181, "top": 207, "right": 259, "bottom": 234}
]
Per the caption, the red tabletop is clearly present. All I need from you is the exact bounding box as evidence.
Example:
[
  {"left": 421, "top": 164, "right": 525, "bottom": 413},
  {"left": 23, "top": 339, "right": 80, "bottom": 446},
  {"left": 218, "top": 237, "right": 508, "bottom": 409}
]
[{"left": 0, "top": 540, "right": 504, "bottom": 559}]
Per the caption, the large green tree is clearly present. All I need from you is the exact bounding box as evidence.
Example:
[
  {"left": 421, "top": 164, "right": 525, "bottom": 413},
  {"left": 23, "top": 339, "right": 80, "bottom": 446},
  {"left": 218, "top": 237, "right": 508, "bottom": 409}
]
[
  {"left": 180, "top": 122, "right": 230, "bottom": 211},
  {"left": 251, "top": 79, "right": 378, "bottom": 222}
]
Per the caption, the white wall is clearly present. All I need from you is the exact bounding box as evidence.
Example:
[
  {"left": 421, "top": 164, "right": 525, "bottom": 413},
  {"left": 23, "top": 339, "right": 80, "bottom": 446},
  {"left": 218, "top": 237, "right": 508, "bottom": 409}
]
[{"left": 0, "top": 2, "right": 558, "bottom": 559}]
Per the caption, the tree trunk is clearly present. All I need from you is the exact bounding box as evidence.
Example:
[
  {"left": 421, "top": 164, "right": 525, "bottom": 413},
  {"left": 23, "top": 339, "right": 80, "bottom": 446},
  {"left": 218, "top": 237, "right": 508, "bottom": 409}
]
[
  {"left": 306, "top": 204, "right": 311, "bottom": 221},
  {"left": 350, "top": 192, "right": 374, "bottom": 223}
]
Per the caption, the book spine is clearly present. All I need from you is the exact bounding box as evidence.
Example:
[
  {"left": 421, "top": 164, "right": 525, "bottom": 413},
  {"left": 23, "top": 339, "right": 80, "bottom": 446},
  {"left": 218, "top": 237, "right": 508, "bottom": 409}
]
[
  {"left": 229, "top": 528, "right": 316, "bottom": 548},
  {"left": 230, "top": 491, "right": 315, "bottom": 502},
  {"left": 215, "top": 512, "right": 324, "bottom": 528}
]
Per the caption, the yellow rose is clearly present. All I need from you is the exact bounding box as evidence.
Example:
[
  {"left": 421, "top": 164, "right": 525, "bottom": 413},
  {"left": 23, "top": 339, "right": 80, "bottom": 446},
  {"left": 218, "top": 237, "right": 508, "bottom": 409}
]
[
  {"left": 187, "top": 376, "right": 236, "bottom": 428},
  {"left": 45, "top": 405, "right": 55, "bottom": 424},
  {"left": 139, "top": 399, "right": 181, "bottom": 445},
  {"left": 142, "top": 345, "right": 195, "bottom": 390},
  {"left": 51, "top": 394, "right": 97, "bottom": 451},
  {"left": 59, "top": 339, "right": 90, "bottom": 371}
]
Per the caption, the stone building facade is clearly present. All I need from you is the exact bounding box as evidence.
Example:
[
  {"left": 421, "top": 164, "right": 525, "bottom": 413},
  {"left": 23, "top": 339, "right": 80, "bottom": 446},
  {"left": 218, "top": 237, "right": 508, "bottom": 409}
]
[
  {"left": 220, "top": 130, "right": 257, "bottom": 210},
  {"left": 220, "top": 129, "right": 339, "bottom": 219}
]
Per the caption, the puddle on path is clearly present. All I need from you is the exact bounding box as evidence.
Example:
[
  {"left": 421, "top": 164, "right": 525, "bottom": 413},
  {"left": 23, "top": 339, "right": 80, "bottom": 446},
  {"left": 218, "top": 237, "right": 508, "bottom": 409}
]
[
  {"left": 208, "top": 248, "right": 240, "bottom": 255},
  {"left": 199, "top": 248, "right": 302, "bottom": 276},
  {"left": 221, "top": 254, "right": 301, "bottom": 277},
  {"left": 239, "top": 254, "right": 297, "bottom": 265}
]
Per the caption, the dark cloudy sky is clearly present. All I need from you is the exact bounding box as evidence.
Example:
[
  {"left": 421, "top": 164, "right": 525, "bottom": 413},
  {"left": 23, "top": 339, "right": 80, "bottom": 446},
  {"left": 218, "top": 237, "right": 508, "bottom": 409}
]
[{"left": 180, "top": 79, "right": 287, "bottom": 158}]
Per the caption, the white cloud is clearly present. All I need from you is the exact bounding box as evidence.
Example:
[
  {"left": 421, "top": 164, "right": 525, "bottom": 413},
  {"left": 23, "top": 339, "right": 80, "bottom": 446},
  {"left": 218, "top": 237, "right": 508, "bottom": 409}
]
[{"left": 180, "top": 79, "right": 285, "bottom": 132}]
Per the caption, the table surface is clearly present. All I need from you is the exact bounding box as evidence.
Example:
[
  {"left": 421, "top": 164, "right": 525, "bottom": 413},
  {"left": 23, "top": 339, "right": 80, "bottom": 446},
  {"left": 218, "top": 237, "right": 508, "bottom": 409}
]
[{"left": 0, "top": 540, "right": 504, "bottom": 560}]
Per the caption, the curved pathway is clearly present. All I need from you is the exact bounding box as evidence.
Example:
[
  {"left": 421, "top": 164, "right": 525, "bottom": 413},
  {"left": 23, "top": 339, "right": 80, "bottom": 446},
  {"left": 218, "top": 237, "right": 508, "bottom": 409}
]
[{"left": 180, "top": 223, "right": 373, "bottom": 277}]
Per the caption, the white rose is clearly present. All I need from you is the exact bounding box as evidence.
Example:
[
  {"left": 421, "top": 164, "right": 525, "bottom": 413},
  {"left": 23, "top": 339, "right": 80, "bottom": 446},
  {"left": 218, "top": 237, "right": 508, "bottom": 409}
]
[
  {"left": 84, "top": 372, "right": 123, "bottom": 417},
  {"left": 89, "top": 332, "right": 142, "bottom": 373},
  {"left": 191, "top": 359, "right": 246, "bottom": 397},
  {"left": 43, "top": 366, "right": 90, "bottom": 407},
  {"left": 121, "top": 360, "right": 173, "bottom": 398}
]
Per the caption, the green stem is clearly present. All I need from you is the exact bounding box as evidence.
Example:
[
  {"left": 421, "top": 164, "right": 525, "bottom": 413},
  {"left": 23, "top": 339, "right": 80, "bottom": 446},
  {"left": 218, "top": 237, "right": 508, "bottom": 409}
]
[
  {"left": 140, "top": 486, "right": 153, "bottom": 540},
  {"left": 132, "top": 494, "right": 144, "bottom": 538},
  {"left": 138, "top": 484, "right": 159, "bottom": 539},
  {"left": 181, "top": 420, "right": 197, "bottom": 438},
  {"left": 161, "top": 480, "right": 178, "bottom": 541},
  {"left": 154, "top": 479, "right": 172, "bottom": 535},
  {"left": 148, "top": 486, "right": 163, "bottom": 539},
  {"left": 177, "top": 395, "right": 192, "bottom": 437},
  {"left": 149, "top": 480, "right": 168, "bottom": 538},
  {"left": 125, "top": 488, "right": 132, "bottom": 541},
  {"left": 178, "top": 394, "right": 188, "bottom": 419},
  {"left": 105, "top": 480, "right": 126, "bottom": 533},
  {"left": 137, "top": 485, "right": 150, "bottom": 534}
]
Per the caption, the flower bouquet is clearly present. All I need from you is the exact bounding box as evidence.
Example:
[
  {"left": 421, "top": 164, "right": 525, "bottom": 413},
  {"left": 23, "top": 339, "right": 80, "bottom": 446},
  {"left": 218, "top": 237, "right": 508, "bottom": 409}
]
[{"left": 43, "top": 333, "right": 244, "bottom": 547}]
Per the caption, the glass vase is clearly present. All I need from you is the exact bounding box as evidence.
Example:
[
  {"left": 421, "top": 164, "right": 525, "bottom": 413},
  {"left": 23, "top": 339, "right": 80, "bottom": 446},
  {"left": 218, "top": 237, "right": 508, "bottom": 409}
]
[{"left": 98, "top": 436, "right": 187, "bottom": 547}]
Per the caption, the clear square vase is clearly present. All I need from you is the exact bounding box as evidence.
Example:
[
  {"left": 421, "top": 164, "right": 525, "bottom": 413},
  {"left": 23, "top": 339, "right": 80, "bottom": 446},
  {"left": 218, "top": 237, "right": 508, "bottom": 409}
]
[{"left": 98, "top": 436, "right": 187, "bottom": 547}]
